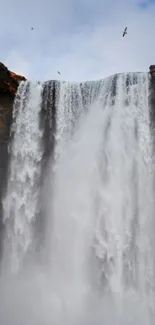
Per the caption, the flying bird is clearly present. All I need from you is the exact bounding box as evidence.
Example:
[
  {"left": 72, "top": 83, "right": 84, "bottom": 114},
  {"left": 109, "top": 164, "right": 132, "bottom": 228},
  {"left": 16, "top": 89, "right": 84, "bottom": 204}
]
[
  {"left": 31, "top": 27, "right": 34, "bottom": 30},
  {"left": 122, "top": 27, "right": 127, "bottom": 37},
  {"left": 57, "top": 71, "right": 61, "bottom": 75}
]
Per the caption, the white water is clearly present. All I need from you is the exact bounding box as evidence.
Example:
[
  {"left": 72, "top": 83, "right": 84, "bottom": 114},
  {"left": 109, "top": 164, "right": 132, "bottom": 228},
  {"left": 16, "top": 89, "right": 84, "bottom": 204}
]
[
  {"left": 2, "top": 81, "right": 43, "bottom": 273},
  {"left": 0, "top": 73, "right": 155, "bottom": 325}
]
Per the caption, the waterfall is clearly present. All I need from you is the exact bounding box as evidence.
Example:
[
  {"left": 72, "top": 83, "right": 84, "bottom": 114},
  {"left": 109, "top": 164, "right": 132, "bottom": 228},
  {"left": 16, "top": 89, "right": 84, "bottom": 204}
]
[
  {"left": 0, "top": 72, "right": 154, "bottom": 325},
  {"left": 2, "top": 81, "right": 44, "bottom": 273}
]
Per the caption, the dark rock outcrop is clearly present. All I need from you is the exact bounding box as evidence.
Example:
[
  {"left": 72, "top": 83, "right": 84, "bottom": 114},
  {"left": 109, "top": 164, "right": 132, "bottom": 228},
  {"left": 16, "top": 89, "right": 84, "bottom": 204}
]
[
  {"left": 0, "top": 62, "right": 26, "bottom": 96},
  {"left": 0, "top": 62, "right": 26, "bottom": 138},
  {"left": 149, "top": 65, "right": 155, "bottom": 125},
  {"left": 150, "top": 65, "right": 155, "bottom": 78}
]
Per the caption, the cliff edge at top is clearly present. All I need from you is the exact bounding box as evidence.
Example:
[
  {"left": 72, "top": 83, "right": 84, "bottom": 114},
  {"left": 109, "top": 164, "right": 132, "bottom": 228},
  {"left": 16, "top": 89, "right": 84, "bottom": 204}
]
[
  {"left": 0, "top": 62, "right": 26, "bottom": 97},
  {"left": 0, "top": 63, "right": 26, "bottom": 141}
]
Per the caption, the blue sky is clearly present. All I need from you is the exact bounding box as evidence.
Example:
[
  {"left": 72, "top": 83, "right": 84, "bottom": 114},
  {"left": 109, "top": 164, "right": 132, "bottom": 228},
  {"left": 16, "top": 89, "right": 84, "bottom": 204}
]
[{"left": 1, "top": 0, "right": 155, "bottom": 81}]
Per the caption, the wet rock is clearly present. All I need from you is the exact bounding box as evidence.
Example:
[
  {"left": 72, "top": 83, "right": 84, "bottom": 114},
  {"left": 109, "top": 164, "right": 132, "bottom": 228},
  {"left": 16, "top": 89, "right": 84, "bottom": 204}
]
[{"left": 149, "top": 65, "right": 155, "bottom": 78}]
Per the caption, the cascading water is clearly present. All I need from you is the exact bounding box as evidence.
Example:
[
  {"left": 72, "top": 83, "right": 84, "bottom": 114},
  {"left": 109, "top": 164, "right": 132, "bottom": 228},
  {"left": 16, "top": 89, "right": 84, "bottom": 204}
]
[
  {"left": 2, "top": 81, "right": 44, "bottom": 273},
  {"left": 0, "top": 72, "right": 154, "bottom": 325}
]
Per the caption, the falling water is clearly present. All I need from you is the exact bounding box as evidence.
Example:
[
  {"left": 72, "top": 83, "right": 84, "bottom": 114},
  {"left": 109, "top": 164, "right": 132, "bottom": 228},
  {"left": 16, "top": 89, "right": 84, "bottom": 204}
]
[
  {"left": 2, "top": 81, "right": 44, "bottom": 273},
  {"left": 0, "top": 72, "right": 154, "bottom": 325}
]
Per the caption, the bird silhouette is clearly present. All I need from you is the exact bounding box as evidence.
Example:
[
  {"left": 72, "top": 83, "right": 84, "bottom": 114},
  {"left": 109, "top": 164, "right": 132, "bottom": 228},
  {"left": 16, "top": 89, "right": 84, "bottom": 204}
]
[{"left": 122, "top": 27, "right": 127, "bottom": 37}]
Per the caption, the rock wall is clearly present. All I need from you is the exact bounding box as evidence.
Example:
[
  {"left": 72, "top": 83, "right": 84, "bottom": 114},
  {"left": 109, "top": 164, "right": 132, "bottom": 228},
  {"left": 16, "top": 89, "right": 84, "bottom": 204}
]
[
  {"left": 0, "top": 63, "right": 26, "bottom": 243},
  {"left": 0, "top": 62, "right": 26, "bottom": 144},
  {"left": 149, "top": 65, "right": 155, "bottom": 125}
]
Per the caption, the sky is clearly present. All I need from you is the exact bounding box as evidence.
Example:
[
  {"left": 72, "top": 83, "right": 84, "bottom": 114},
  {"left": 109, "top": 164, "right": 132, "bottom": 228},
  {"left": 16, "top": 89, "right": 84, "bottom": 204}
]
[{"left": 0, "top": 0, "right": 155, "bottom": 81}]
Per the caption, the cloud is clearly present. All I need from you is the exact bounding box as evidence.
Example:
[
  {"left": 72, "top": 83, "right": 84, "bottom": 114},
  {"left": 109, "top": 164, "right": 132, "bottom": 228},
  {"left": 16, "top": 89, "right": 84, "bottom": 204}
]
[{"left": 1, "top": 0, "right": 155, "bottom": 81}]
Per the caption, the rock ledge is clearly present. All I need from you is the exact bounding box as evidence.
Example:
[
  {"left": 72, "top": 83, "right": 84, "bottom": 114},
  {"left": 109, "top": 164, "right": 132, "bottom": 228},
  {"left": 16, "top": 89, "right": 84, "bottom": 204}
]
[{"left": 0, "top": 62, "right": 26, "bottom": 97}]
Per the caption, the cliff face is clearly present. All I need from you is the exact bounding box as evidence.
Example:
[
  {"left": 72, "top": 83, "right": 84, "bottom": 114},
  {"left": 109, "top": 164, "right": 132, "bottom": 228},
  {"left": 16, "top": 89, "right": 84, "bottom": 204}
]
[
  {"left": 0, "top": 62, "right": 26, "bottom": 155},
  {"left": 0, "top": 63, "right": 26, "bottom": 240},
  {"left": 0, "top": 62, "right": 26, "bottom": 97},
  {"left": 149, "top": 66, "right": 155, "bottom": 125},
  {"left": 150, "top": 65, "right": 155, "bottom": 78},
  {"left": 0, "top": 62, "right": 26, "bottom": 138}
]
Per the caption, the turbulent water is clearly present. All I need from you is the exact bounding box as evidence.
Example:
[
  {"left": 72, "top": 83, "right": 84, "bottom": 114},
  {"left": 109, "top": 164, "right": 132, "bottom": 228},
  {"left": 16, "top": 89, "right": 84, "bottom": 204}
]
[{"left": 0, "top": 72, "right": 154, "bottom": 324}]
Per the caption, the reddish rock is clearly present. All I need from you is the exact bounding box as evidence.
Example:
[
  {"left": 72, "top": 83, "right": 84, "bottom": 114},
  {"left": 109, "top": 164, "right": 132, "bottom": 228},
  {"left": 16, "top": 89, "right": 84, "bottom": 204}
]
[
  {"left": 0, "top": 62, "right": 26, "bottom": 97},
  {"left": 0, "top": 63, "right": 26, "bottom": 135}
]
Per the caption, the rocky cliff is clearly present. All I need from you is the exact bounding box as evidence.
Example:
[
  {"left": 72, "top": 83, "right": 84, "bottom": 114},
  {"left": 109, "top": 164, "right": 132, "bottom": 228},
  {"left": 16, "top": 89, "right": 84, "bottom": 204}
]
[
  {"left": 0, "top": 62, "right": 26, "bottom": 96},
  {"left": 0, "top": 63, "right": 26, "bottom": 240},
  {"left": 0, "top": 62, "right": 26, "bottom": 163},
  {"left": 0, "top": 62, "right": 26, "bottom": 138},
  {"left": 149, "top": 65, "right": 155, "bottom": 125}
]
